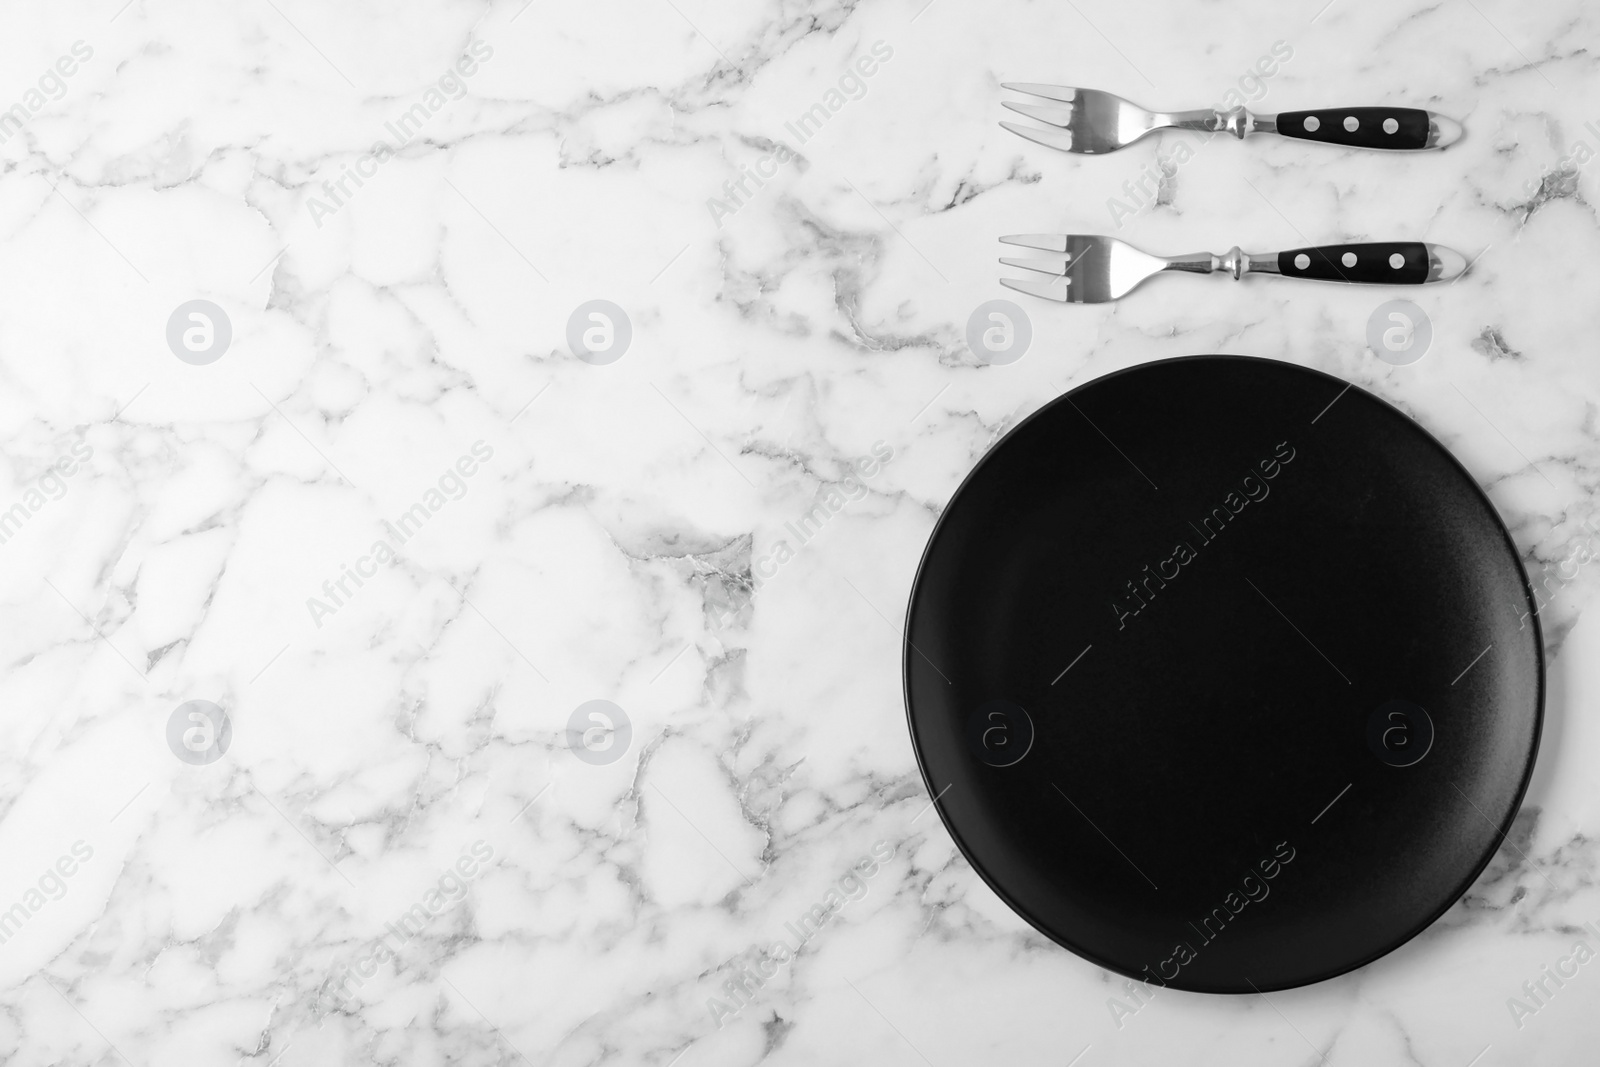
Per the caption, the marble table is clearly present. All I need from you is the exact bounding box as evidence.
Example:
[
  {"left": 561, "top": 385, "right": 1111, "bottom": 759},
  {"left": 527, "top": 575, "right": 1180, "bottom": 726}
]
[{"left": 3, "top": 0, "right": 1598, "bottom": 1063}]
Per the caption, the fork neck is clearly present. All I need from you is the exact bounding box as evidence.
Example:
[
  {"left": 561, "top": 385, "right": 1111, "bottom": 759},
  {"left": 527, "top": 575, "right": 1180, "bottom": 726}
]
[
  {"left": 1162, "top": 248, "right": 1282, "bottom": 279},
  {"left": 1161, "top": 107, "right": 1278, "bottom": 139}
]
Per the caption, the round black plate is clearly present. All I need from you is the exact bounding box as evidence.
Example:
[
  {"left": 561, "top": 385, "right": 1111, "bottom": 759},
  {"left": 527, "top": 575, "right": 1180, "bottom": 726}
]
[{"left": 903, "top": 356, "right": 1543, "bottom": 994}]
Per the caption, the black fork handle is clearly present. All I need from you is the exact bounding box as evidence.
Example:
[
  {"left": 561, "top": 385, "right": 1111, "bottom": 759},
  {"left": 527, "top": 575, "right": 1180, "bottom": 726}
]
[
  {"left": 1276, "top": 108, "right": 1431, "bottom": 150},
  {"left": 1277, "top": 242, "right": 1431, "bottom": 284}
]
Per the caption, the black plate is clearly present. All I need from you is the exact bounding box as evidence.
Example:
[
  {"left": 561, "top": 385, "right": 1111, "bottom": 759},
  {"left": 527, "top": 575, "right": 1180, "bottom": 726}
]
[{"left": 903, "top": 355, "right": 1542, "bottom": 993}]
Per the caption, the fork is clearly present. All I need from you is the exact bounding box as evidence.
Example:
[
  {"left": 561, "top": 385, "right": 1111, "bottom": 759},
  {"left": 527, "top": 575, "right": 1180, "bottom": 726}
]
[
  {"left": 999, "top": 235, "right": 1468, "bottom": 303},
  {"left": 1000, "top": 85, "right": 1464, "bottom": 154}
]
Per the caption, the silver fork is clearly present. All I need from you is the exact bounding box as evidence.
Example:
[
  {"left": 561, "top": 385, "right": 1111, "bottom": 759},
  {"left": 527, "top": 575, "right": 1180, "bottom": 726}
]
[
  {"left": 1001, "top": 85, "right": 1463, "bottom": 154},
  {"left": 999, "top": 235, "right": 1468, "bottom": 303}
]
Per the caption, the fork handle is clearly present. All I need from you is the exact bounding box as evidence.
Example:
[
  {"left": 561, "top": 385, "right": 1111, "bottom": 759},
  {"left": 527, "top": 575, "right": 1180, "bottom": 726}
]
[
  {"left": 1277, "top": 242, "right": 1436, "bottom": 283},
  {"left": 1274, "top": 108, "right": 1441, "bottom": 150}
]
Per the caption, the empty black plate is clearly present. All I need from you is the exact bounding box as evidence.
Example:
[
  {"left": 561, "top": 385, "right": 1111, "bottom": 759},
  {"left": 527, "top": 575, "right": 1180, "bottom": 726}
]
[{"left": 903, "top": 355, "right": 1542, "bottom": 993}]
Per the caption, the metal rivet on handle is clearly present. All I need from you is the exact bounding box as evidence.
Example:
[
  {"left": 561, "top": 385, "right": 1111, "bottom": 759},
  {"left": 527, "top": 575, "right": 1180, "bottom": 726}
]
[
  {"left": 1304, "top": 116, "right": 1321, "bottom": 132},
  {"left": 1342, "top": 252, "right": 1358, "bottom": 267},
  {"left": 1294, "top": 253, "right": 1310, "bottom": 270},
  {"left": 1344, "top": 116, "right": 1359, "bottom": 131},
  {"left": 1389, "top": 253, "right": 1404, "bottom": 269},
  {"left": 1383, "top": 117, "right": 1399, "bottom": 134}
]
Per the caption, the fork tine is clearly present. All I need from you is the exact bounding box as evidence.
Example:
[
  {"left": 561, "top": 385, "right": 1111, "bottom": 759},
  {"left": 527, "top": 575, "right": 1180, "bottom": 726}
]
[
  {"left": 999, "top": 120, "right": 1076, "bottom": 153},
  {"left": 999, "top": 255, "right": 1070, "bottom": 276},
  {"left": 1000, "top": 82, "right": 1078, "bottom": 104},
  {"left": 999, "top": 100, "right": 1074, "bottom": 129},
  {"left": 999, "top": 234, "right": 1068, "bottom": 252},
  {"left": 999, "top": 276, "right": 1071, "bottom": 302}
]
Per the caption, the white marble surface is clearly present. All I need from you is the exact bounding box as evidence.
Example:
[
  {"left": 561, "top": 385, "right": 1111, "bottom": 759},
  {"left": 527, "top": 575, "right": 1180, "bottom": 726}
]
[{"left": 3, "top": 0, "right": 1599, "bottom": 1063}]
